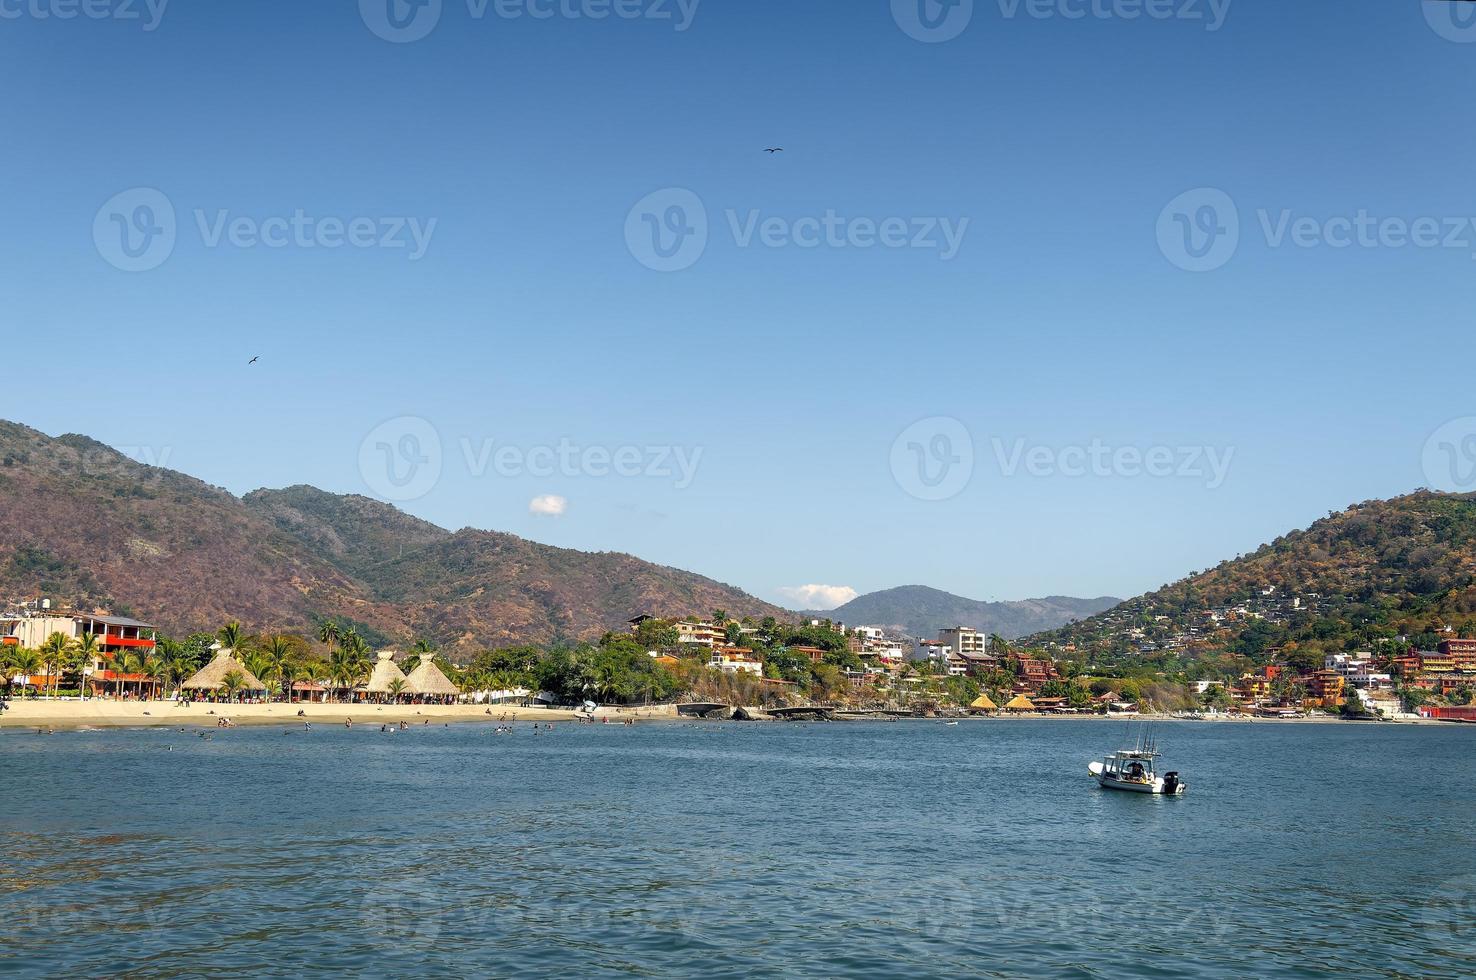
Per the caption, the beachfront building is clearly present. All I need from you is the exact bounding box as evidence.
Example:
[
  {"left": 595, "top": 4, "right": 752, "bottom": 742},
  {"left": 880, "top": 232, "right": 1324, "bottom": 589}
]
[
  {"left": 937, "top": 627, "right": 987, "bottom": 657},
  {"left": 1003, "top": 694, "right": 1036, "bottom": 712},
  {"left": 2, "top": 609, "right": 160, "bottom": 696},
  {"left": 1013, "top": 657, "right": 1057, "bottom": 687},
  {"left": 709, "top": 646, "right": 763, "bottom": 676},
  {"left": 675, "top": 621, "right": 727, "bottom": 648},
  {"left": 968, "top": 693, "right": 997, "bottom": 714},
  {"left": 1440, "top": 638, "right": 1476, "bottom": 667},
  {"left": 914, "top": 641, "right": 967, "bottom": 676},
  {"left": 1, "top": 611, "right": 157, "bottom": 664},
  {"left": 359, "top": 651, "right": 411, "bottom": 702},
  {"left": 405, "top": 655, "right": 460, "bottom": 703},
  {"left": 1306, "top": 670, "right": 1346, "bottom": 708},
  {"left": 289, "top": 681, "right": 329, "bottom": 703},
  {"left": 180, "top": 646, "right": 267, "bottom": 701}
]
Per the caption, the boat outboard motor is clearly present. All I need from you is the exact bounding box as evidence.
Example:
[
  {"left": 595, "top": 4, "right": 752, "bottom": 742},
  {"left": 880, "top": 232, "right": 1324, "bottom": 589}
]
[{"left": 1162, "top": 772, "right": 1181, "bottom": 794}]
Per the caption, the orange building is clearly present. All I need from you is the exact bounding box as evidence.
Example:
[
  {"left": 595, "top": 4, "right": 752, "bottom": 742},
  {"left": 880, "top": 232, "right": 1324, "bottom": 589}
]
[{"left": 1307, "top": 670, "right": 1346, "bottom": 707}]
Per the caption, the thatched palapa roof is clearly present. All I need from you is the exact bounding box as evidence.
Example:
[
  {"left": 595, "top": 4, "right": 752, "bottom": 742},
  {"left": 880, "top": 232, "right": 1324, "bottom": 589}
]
[
  {"left": 1004, "top": 694, "right": 1036, "bottom": 711},
  {"left": 405, "top": 655, "right": 459, "bottom": 696},
  {"left": 181, "top": 648, "right": 266, "bottom": 691},
  {"left": 969, "top": 694, "right": 997, "bottom": 711},
  {"left": 360, "top": 651, "right": 409, "bottom": 694}
]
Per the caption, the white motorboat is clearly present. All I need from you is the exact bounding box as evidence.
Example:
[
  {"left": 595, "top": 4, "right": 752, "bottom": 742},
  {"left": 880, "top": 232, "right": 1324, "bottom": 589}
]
[{"left": 1088, "top": 729, "right": 1185, "bottom": 795}]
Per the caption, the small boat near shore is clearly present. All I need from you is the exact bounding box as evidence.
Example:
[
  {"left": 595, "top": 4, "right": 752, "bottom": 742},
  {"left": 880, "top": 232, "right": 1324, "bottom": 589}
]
[{"left": 1088, "top": 728, "right": 1185, "bottom": 795}]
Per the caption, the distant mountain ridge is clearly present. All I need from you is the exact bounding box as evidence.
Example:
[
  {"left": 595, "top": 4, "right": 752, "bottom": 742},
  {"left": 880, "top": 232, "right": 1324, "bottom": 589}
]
[
  {"left": 1026, "top": 491, "right": 1476, "bottom": 661},
  {"left": 0, "top": 421, "right": 786, "bottom": 652},
  {"left": 807, "top": 585, "right": 1120, "bottom": 640}
]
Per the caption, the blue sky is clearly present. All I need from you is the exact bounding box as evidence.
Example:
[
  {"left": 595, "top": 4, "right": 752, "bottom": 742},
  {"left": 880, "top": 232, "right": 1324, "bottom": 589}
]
[{"left": 3, "top": 0, "right": 1475, "bottom": 610}]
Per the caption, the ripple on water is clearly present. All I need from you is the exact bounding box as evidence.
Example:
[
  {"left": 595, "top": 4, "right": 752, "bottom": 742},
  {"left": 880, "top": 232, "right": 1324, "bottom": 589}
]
[{"left": 2, "top": 720, "right": 1475, "bottom": 978}]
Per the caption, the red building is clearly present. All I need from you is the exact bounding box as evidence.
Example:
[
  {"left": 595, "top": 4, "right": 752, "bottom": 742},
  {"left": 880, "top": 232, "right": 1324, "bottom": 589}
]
[
  {"left": 1419, "top": 705, "right": 1476, "bottom": 722},
  {"left": 1438, "top": 639, "right": 1476, "bottom": 668}
]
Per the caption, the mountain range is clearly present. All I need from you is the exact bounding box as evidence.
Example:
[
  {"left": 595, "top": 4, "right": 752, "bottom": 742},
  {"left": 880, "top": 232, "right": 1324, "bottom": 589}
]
[
  {"left": 1026, "top": 491, "right": 1476, "bottom": 662},
  {"left": 0, "top": 421, "right": 786, "bottom": 651},
  {"left": 0, "top": 420, "right": 1142, "bottom": 654},
  {"left": 805, "top": 586, "right": 1120, "bottom": 640}
]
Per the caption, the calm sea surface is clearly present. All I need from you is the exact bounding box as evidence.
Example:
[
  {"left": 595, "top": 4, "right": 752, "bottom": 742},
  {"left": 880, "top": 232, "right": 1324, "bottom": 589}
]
[{"left": 2, "top": 718, "right": 1474, "bottom": 978}]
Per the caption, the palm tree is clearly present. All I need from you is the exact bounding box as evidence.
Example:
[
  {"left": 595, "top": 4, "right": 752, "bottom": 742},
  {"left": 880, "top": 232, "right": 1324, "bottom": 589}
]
[
  {"left": 262, "top": 636, "right": 295, "bottom": 703},
  {"left": 329, "top": 646, "right": 368, "bottom": 702},
  {"left": 116, "top": 649, "right": 146, "bottom": 699},
  {"left": 318, "top": 620, "right": 341, "bottom": 658},
  {"left": 10, "top": 648, "right": 41, "bottom": 698},
  {"left": 592, "top": 662, "right": 620, "bottom": 704},
  {"left": 387, "top": 677, "right": 408, "bottom": 703},
  {"left": 72, "top": 632, "right": 101, "bottom": 698},
  {"left": 39, "top": 633, "right": 72, "bottom": 699},
  {"left": 158, "top": 639, "right": 200, "bottom": 694},
  {"left": 243, "top": 651, "right": 272, "bottom": 688},
  {"left": 220, "top": 669, "right": 246, "bottom": 703},
  {"left": 218, "top": 621, "right": 246, "bottom": 653},
  {"left": 143, "top": 652, "right": 169, "bottom": 701}
]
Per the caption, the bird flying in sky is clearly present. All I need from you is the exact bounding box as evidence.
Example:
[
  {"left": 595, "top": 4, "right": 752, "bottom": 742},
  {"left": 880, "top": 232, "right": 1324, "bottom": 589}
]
[
  {"left": 248, "top": 356, "right": 259, "bottom": 364},
  {"left": 764, "top": 147, "right": 783, "bottom": 153}
]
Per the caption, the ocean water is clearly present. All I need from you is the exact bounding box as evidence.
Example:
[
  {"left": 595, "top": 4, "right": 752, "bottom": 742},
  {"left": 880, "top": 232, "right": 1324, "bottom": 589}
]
[{"left": 2, "top": 718, "right": 1474, "bottom": 979}]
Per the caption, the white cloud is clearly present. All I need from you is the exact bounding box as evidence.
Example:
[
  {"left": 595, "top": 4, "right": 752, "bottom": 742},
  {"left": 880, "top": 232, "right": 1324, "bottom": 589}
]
[
  {"left": 776, "top": 584, "right": 858, "bottom": 610},
  {"left": 528, "top": 494, "right": 567, "bottom": 517}
]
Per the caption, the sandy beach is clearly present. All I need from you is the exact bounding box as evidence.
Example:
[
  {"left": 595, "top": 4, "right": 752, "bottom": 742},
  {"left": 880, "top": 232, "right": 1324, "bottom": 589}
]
[
  {"left": 0, "top": 698, "right": 677, "bottom": 730},
  {"left": 0, "top": 699, "right": 1448, "bottom": 730}
]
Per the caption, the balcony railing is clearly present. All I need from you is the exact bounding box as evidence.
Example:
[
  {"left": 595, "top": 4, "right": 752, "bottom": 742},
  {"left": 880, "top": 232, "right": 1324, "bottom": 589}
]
[{"left": 101, "top": 635, "right": 156, "bottom": 648}]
